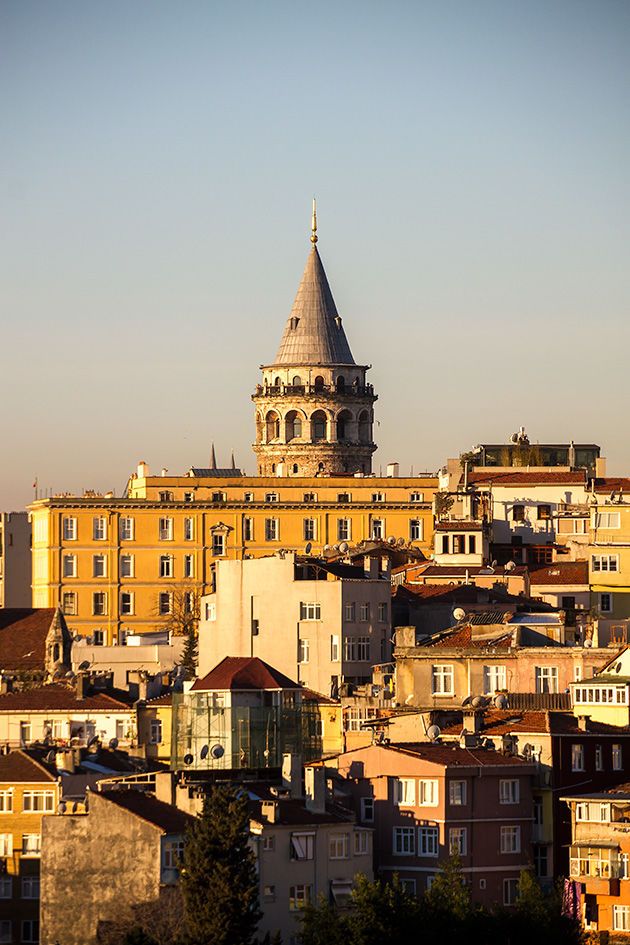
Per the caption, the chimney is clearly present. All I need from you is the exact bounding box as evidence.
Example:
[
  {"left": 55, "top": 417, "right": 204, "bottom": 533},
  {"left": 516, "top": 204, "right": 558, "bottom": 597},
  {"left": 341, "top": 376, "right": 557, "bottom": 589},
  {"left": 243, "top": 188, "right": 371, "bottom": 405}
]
[
  {"left": 137, "top": 460, "right": 150, "bottom": 478},
  {"left": 304, "top": 765, "right": 326, "bottom": 814},
  {"left": 386, "top": 462, "right": 400, "bottom": 478},
  {"left": 577, "top": 716, "right": 590, "bottom": 732},
  {"left": 261, "top": 800, "right": 278, "bottom": 823},
  {"left": 0, "top": 676, "right": 12, "bottom": 695},
  {"left": 282, "top": 753, "right": 302, "bottom": 798},
  {"left": 75, "top": 674, "right": 89, "bottom": 701},
  {"left": 463, "top": 709, "right": 484, "bottom": 734}
]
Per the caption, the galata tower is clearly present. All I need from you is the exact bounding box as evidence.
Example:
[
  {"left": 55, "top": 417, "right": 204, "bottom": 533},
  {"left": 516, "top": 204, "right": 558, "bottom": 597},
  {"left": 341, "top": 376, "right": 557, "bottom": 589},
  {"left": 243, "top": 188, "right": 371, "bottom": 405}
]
[{"left": 252, "top": 204, "right": 377, "bottom": 477}]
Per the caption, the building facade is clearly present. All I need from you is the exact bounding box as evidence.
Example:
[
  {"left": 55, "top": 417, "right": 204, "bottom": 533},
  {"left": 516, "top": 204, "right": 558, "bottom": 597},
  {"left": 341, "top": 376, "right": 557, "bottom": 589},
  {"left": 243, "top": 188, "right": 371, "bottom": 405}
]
[{"left": 0, "top": 512, "right": 31, "bottom": 609}]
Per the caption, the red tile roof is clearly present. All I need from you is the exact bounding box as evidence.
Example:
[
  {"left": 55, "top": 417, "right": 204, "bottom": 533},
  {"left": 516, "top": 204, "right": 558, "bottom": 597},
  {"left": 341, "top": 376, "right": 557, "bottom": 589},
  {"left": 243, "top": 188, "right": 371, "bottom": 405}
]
[
  {"left": 529, "top": 562, "right": 589, "bottom": 586},
  {"left": 386, "top": 742, "right": 534, "bottom": 768},
  {"left": 0, "top": 608, "right": 58, "bottom": 672},
  {"left": 0, "top": 684, "right": 133, "bottom": 712},
  {"left": 145, "top": 693, "right": 173, "bottom": 706},
  {"left": 421, "top": 625, "right": 514, "bottom": 649},
  {"left": 98, "top": 790, "right": 194, "bottom": 833},
  {"left": 440, "top": 710, "right": 630, "bottom": 737},
  {"left": 0, "top": 749, "right": 57, "bottom": 783},
  {"left": 192, "top": 657, "right": 300, "bottom": 692},
  {"left": 593, "top": 478, "right": 630, "bottom": 495},
  {"left": 418, "top": 565, "right": 528, "bottom": 577},
  {"left": 468, "top": 471, "right": 586, "bottom": 486},
  {"left": 435, "top": 521, "right": 484, "bottom": 532}
]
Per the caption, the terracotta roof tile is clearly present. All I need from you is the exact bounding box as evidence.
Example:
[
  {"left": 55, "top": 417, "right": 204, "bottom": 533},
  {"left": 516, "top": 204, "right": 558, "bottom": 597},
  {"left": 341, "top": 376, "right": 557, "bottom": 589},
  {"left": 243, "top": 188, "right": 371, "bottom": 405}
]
[
  {"left": 468, "top": 471, "right": 586, "bottom": 486},
  {"left": 0, "top": 749, "right": 57, "bottom": 783},
  {"left": 441, "top": 710, "right": 630, "bottom": 737},
  {"left": 387, "top": 742, "right": 534, "bottom": 768},
  {"left": 0, "top": 608, "right": 58, "bottom": 672},
  {"left": 529, "top": 562, "right": 589, "bottom": 586},
  {"left": 593, "top": 478, "right": 630, "bottom": 494},
  {"left": 0, "top": 684, "right": 133, "bottom": 712},
  {"left": 421, "top": 625, "right": 513, "bottom": 649},
  {"left": 192, "top": 657, "right": 300, "bottom": 692}
]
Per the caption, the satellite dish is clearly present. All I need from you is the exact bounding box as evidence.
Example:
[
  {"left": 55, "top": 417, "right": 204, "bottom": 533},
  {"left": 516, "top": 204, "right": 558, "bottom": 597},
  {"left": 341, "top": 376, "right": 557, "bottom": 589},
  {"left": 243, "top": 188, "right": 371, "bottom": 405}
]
[
  {"left": 491, "top": 560, "right": 498, "bottom": 569},
  {"left": 387, "top": 536, "right": 396, "bottom": 545},
  {"left": 584, "top": 638, "right": 592, "bottom": 648},
  {"left": 471, "top": 695, "right": 484, "bottom": 708},
  {"left": 183, "top": 753, "right": 194, "bottom": 765},
  {"left": 108, "top": 738, "right": 119, "bottom": 750},
  {"left": 453, "top": 607, "right": 466, "bottom": 622},
  {"left": 58, "top": 800, "right": 66, "bottom": 814},
  {"left": 494, "top": 693, "right": 508, "bottom": 710},
  {"left": 305, "top": 542, "right": 313, "bottom": 555},
  {"left": 339, "top": 541, "right": 349, "bottom": 553},
  {"left": 65, "top": 671, "right": 74, "bottom": 678},
  {"left": 461, "top": 695, "right": 472, "bottom": 707},
  {"left": 45, "top": 750, "right": 56, "bottom": 765},
  {"left": 78, "top": 660, "right": 90, "bottom": 671},
  {"left": 333, "top": 544, "right": 340, "bottom": 552},
  {"left": 505, "top": 561, "right": 516, "bottom": 572},
  {"left": 210, "top": 744, "right": 225, "bottom": 759},
  {"left": 87, "top": 735, "right": 99, "bottom": 748},
  {"left": 323, "top": 544, "right": 331, "bottom": 552},
  {"left": 200, "top": 745, "right": 209, "bottom": 760},
  {"left": 427, "top": 724, "right": 441, "bottom": 741},
  {"left": 397, "top": 537, "right": 405, "bottom": 546}
]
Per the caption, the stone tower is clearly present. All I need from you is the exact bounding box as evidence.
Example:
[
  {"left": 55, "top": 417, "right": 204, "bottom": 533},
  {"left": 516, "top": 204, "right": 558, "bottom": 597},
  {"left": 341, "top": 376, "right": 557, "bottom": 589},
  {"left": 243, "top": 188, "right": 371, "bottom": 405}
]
[{"left": 252, "top": 205, "right": 377, "bottom": 477}]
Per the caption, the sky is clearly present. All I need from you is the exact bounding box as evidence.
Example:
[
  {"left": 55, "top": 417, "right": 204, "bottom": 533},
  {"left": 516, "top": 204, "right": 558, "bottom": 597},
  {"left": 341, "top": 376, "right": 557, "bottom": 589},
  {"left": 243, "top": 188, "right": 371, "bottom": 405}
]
[{"left": 1, "top": 0, "right": 629, "bottom": 510}]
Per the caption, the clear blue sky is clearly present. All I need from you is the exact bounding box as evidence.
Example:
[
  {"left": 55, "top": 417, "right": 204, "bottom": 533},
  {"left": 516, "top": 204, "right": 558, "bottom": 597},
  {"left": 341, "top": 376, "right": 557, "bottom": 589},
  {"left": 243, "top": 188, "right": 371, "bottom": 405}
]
[{"left": 1, "top": 0, "right": 628, "bottom": 508}]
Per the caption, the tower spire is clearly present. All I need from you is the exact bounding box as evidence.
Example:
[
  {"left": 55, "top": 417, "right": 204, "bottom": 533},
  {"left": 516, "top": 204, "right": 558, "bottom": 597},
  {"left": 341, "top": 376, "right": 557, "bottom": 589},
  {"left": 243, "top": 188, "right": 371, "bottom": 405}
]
[
  {"left": 210, "top": 442, "right": 217, "bottom": 470},
  {"left": 311, "top": 197, "right": 318, "bottom": 245}
]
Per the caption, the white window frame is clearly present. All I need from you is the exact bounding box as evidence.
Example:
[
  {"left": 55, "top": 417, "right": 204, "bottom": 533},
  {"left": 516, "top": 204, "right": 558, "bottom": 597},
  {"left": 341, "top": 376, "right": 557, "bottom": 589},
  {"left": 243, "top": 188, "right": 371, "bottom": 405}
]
[
  {"left": 163, "top": 838, "right": 185, "bottom": 869},
  {"left": 535, "top": 665, "right": 558, "bottom": 694},
  {"left": 593, "top": 512, "right": 621, "bottom": 529},
  {"left": 93, "top": 554, "right": 107, "bottom": 578},
  {"left": 120, "top": 517, "right": 135, "bottom": 541},
  {"left": 184, "top": 517, "right": 194, "bottom": 541},
  {"left": 500, "top": 826, "right": 521, "bottom": 854},
  {"left": 329, "top": 833, "right": 349, "bottom": 860},
  {"left": 371, "top": 518, "right": 384, "bottom": 540},
  {"left": 0, "top": 834, "right": 12, "bottom": 856},
  {"left": 337, "top": 518, "right": 351, "bottom": 541},
  {"left": 330, "top": 635, "right": 340, "bottom": 662},
  {"left": 303, "top": 518, "right": 317, "bottom": 541},
  {"left": 354, "top": 830, "right": 369, "bottom": 855},
  {"left": 571, "top": 743, "right": 585, "bottom": 772},
  {"left": 393, "top": 826, "right": 415, "bottom": 856},
  {"left": 499, "top": 779, "right": 520, "bottom": 805},
  {"left": 62, "top": 554, "right": 77, "bottom": 578},
  {"left": 0, "top": 790, "right": 12, "bottom": 813},
  {"left": 592, "top": 554, "right": 619, "bottom": 573},
  {"left": 289, "top": 884, "right": 312, "bottom": 911},
  {"left": 418, "top": 826, "right": 439, "bottom": 857},
  {"left": 159, "top": 555, "right": 174, "bottom": 578},
  {"left": 298, "top": 639, "right": 310, "bottom": 664},
  {"left": 449, "top": 780, "right": 466, "bottom": 806},
  {"left": 300, "top": 602, "right": 321, "bottom": 621},
  {"left": 503, "top": 877, "right": 519, "bottom": 906},
  {"left": 211, "top": 533, "right": 225, "bottom": 556},
  {"left": 158, "top": 592, "right": 172, "bottom": 615},
  {"left": 149, "top": 719, "right": 162, "bottom": 744},
  {"left": 158, "top": 517, "right": 173, "bottom": 541},
  {"left": 449, "top": 826, "right": 467, "bottom": 856},
  {"left": 410, "top": 492, "right": 424, "bottom": 502},
  {"left": 22, "top": 790, "right": 55, "bottom": 813},
  {"left": 21, "top": 833, "right": 42, "bottom": 856},
  {"left": 120, "top": 554, "right": 134, "bottom": 578},
  {"left": 63, "top": 516, "right": 77, "bottom": 541},
  {"left": 344, "top": 602, "right": 356, "bottom": 621},
  {"left": 360, "top": 797, "right": 374, "bottom": 823},
  {"left": 432, "top": 664, "right": 454, "bottom": 696},
  {"left": 419, "top": 779, "right": 438, "bottom": 807},
  {"left": 183, "top": 554, "right": 195, "bottom": 578},
  {"left": 614, "top": 905, "right": 630, "bottom": 932},
  {"left": 21, "top": 875, "right": 40, "bottom": 899},
  {"left": 62, "top": 591, "right": 77, "bottom": 616},
  {"left": 394, "top": 778, "right": 416, "bottom": 807},
  {"left": 290, "top": 832, "right": 314, "bottom": 861},
  {"left": 120, "top": 591, "right": 134, "bottom": 616},
  {"left": 409, "top": 519, "right": 423, "bottom": 541},
  {"left": 265, "top": 518, "right": 279, "bottom": 541},
  {"left": 613, "top": 743, "right": 623, "bottom": 771},
  {"left": 92, "top": 591, "right": 107, "bottom": 616},
  {"left": 483, "top": 665, "right": 507, "bottom": 694},
  {"left": 92, "top": 517, "right": 107, "bottom": 540}
]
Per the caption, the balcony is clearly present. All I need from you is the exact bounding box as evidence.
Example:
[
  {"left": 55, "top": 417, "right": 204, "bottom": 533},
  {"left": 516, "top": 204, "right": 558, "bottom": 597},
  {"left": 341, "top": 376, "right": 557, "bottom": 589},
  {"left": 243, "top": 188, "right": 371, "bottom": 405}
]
[
  {"left": 570, "top": 848, "right": 622, "bottom": 895},
  {"left": 253, "top": 383, "right": 376, "bottom": 401}
]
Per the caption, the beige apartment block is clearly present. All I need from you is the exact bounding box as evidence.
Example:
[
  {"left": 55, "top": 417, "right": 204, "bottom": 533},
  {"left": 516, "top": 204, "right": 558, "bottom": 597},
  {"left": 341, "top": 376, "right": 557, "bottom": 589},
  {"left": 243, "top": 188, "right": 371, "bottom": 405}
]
[
  {"left": 198, "top": 551, "right": 392, "bottom": 696},
  {"left": 0, "top": 512, "right": 31, "bottom": 608}
]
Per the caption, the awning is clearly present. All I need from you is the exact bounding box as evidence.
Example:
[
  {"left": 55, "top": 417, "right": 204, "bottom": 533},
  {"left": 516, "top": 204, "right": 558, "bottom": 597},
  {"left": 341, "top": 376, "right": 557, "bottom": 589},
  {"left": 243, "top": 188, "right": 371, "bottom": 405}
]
[{"left": 331, "top": 880, "right": 354, "bottom": 906}]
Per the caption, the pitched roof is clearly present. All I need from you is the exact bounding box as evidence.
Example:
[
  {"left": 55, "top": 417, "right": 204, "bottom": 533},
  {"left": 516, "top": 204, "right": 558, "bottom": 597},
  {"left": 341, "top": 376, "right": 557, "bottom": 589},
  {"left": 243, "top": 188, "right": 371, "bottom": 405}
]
[
  {"left": 272, "top": 246, "right": 355, "bottom": 365},
  {"left": 435, "top": 521, "right": 484, "bottom": 532},
  {"left": 420, "top": 625, "right": 514, "bottom": 650},
  {"left": 440, "top": 710, "right": 630, "bottom": 737},
  {"left": 192, "top": 657, "right": 300, "bottom": 692},
  {"left": 0, "top": 749, "right": 57, "bottom": 783},
  {"left": 98, "top": 790, "right": 194, "bottom": 833},
  {"left": 467, "top": 471, "right": 586, "bottom": 486},
  {"left": 417, "top": 564, "right": 529, "bottom": 578},
  {"left": 592, "top": 478, "right": 630, "bottom": 495},
  {"left": 529, "top": 562, "right": 589, "bottom": 586},
  {"left": 189, "top": 468, "right": 243, "bottom": 478},
  {"left": 380, "top": 741, "right": 533, "bottom": 768},
  {"left": 0, "top": 608, "right": 59, "bottom": 672},
  {"left": 0, "top": 684, "right": 133, "bottom": 712}
]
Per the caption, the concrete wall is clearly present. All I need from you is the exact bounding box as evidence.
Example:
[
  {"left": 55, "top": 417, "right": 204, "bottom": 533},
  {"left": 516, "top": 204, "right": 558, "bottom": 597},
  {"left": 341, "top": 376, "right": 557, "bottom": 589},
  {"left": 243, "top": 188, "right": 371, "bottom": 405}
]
[
  {"left": 40, "top": 791, "right": 162, "bottom": 945},
  {"left": 0, "top": 511, "right": 32, "bottom": 607}
]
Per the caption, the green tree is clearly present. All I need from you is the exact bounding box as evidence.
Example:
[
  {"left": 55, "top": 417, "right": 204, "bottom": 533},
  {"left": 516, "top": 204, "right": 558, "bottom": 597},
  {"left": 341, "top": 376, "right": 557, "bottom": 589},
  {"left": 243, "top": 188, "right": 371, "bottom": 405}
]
[
  {"left": 424, "top": 853, "right": 471, "bottom": 922},
  {"left": 180, "top": 623, "right": 198, "bottom": 680},
  {"left": 299, "top": 896, "right": 348, "bottom": 945},
  {"left": 181, "top": 785, "right": 262, "bottom": 945}
]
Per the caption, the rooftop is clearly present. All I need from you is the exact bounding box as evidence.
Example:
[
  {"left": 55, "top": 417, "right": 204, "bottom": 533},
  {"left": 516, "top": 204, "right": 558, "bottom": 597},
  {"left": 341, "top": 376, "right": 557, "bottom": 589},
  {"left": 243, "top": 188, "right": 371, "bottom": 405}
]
[
  {"left": 98, "top": 789, "right": 194, "bottom": 833},
  {"left": 467, "top": 471, "right": 586, "bottom": 486},
  {"left": 0, "top": 749, "right": 57, "bottom": 783},
  {"left": 529, "top": 562, "right": 589, "bottom": 586},
  {"left": 440, "top": 710, "right": 630, "bottom": 737},
  {"left": 192, "top": 656, "right": 301, "bottom": 692},
  {"left": 0, "top": 684, "right": 133, "bottom": 712},
  {"left": 373, "top": 741, "right": 534, "bottom": 768},
  {"left": 0, "top": 608, "right": 65, "bottom": 672}
]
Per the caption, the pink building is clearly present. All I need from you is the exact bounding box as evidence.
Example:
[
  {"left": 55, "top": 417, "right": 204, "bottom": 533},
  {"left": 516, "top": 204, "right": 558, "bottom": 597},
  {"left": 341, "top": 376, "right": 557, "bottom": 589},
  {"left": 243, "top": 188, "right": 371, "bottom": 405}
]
[{"left": 335, "top": 742, "right": 535, "bottom": 908}]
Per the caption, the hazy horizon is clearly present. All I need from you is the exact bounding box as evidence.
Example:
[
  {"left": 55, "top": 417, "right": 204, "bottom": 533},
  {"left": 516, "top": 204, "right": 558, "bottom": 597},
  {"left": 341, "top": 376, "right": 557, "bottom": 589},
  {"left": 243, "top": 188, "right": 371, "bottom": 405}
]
[{"left": 2, "top": 0, "right": 629, "bottom": 512}]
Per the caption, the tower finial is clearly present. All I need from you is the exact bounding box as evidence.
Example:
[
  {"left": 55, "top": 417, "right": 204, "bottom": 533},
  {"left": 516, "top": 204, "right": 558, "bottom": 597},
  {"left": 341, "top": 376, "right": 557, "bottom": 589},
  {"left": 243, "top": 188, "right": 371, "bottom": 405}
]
[{"left": 311, "top": 197, "right": 318, "bottom": 245}]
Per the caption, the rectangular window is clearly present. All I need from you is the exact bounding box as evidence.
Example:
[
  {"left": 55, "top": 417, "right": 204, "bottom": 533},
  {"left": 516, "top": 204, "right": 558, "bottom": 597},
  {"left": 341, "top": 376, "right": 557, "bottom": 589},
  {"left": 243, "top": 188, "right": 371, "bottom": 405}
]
[
  {"left": 289, "top": 884, "right": 312, "bottom": 911},
  {"left": 159, "top": 555, "right": 173, "bottom": 578},
  {"left": 0, "top": 791, "right": 12, "bottom": 813},
  {"left": 212, "top": 534, "right": 225, "bottom": 556},
  {"left": 300, "top": 602, "right": 321, "bottom": 621},
  {"left": 571, "top": 743, "right": 585, "bottom": 772},
  {"left": 93, "top": 554, "right": 107, "bottom": 578},
  {"left": 449, "top": 780, "right": 466, "bottom": 806},
  {"left": 158, "top": 592, "right": 172, "bottom": 616},
  {"left": 535, "top": 666, "right": 558, "bottom": 694},
  {"left": 614, "top": 906, "right": 630, "bottom": 932},
  {"left": 410, "top": 492, "right": 424, "bottom": 502},
  {"left": 344, "top": 602, "right": 356, "bottom": 621},
  {"left": 452, "top": 535, "right": 466, "bottom": 554},
  {"left": 290, "top": 833, "right": 314, "bottom": 861},
  {"left": 337, "top": 518, "right": 351, "bottom": 541},
  {"left": 500, "top": 826, "right": 521, "bottom": 853},
  {"left": 93, "top": 629, "right": 105, "bottom": 646},
  {"left": 93, "top": 517, "right": 107, "bottom": 540},
  {"left": 183, "top": 554, "right": 195, "bottom": 578},
  {"left": 408, "top": 518, "right": 423, "bottom": 541},
  {"left": 0, "top": 878, "right": 11, "bottom": 899},
  {"left": 303, "top": 518, "right": 317, "bottom": 541},
  {"left": 243, "top": 517, "right": 254, "bottom": 541},
  {"left": 244, "top": 492, "right": 254, "bottom": 503},
  {"left": 449, "top": 827, "right": 467, "bottom": 856},
  {"left": 503, "top": 878, "right": 519, "bottom": 906},
  {"left": 394, "top": 778, "right": 416, "bottom": 807},
  {"left": 22, "top": 833, "right": 41, "bottom": 856},
  {"left": 92, "top": 592, "right": 107, "bottom": 616},
  {"left": 302, "top": 492, "right": 317, "bottom": 502},
  {"left": 418, "top": 826, "right": 439, "bottom": 856},
  {"left": 537, "top": 505, "right": 551, "bottom": 520},
  {"left": 359, "top": 602, "right": 370, "bottom": 622},
  {"left": 419, "top": 779, "right": 438, "bottom": 806},
  {"left": 592, "top": 555, "right": 619, "bottom": 573},
  {"left": 62, "top": 591, "right": 77, "bottom": 616},
  {"left": 211, "top": 491, "right": 226, "bottom": 503},
  {"left": 0, "top": 834, "right": 11, "bottom": 856},
  {"left": 432, "top": 664, "right": 454, "bottom": 695},
  {"left": 330, "top": 635, "right": 340, "bottom": 662},
  {"left": 120, "top": 517, "right": 134, "bottom": 541},
  {"left": 120, "top": 592, "right": 134, "bottom": 616},
  {"left": 378, "top": 602, "right": 388, "bottom": 623},
  {"left": 595, "top": 744, "right": 604, "bottom": 771},
  {"left": 265, "top": 518, "right": 279, "bottom": 541},
  {"left": 158, "top": 517, "right": 173, "bottom": 541},
  {"left": 150, "top": 719, "right": 162, "bottom": 744},
  {"left": 184, "top": 517, "right": 194, "bottom": 541},
  {"left": 120, "top": 554, "right": 134, "bottom": 578},
  {"left": 22, "top": 876, "right": 40, "bottom": 899},
  {"left": 22, "top": 791, "right": 55, "bottom": 813},
  {"left": 298, "top": 639, "right": 310, "bottom": 664},
  {"left": 393, "top": 826, "right": 415, "bottom": 855},
  {"left": 371, "top": 519, "right": 384, "bottom": 540},
  {"left": 329, "top": 833, "right": 349, "bottom": 859},
  {"left": 468, "top": 535, "right": 476, "bottom": 553},
  {"left": 163, "top": 839, "right": 185, "bottom": 869},
  {"left": 483, "top": 665, "right": 507, "bottom": 694},
  {"left": 360, "top": 797, "right": 374, "bottom": 823},
  {"left": 512, "top": 504, "right": 525, "bottom": 522},
  {"left": 264, "top": 492, "right": 278, "bottom": 503},
  {"left": 159, "top": 490, "right": 173, "bottom": 502},
  {"left": 20, "top": 721, "right": 32, "bottom": 745},
  {"left": 337, "top": 493, "right": 351, "bottom": 503},
  {"left": 205, "top": 601, "right": 216, "bottom": 621},
  {"left": 372, "top": 492, "right": 385, "bottom": 502},
  {"left": 594, "top": 512, "right": 621, "bottom": 529},
  {"left": 600, "top": 593, "right": 613, "bottom": 614},
  {"left": 499, "top": 780, "right": 520, "bottom": 805},
  {"left": 21, "top": 922, "right": 39, "bottom": 945},
  {"left": 262, "top": 835, "right": 275, "bottom": 852},
  {"left": 63, "top": 516, "right": 77, "bottom": 540},
  {"left": 184, "top": 492, "right": 194, "bottom": 502},
  {"left": 62, "top": 554, "right": 77, "bottom": 578},
  {"left": 613, "top": 744, "right": 623, "bottom": 771},
  {"left": 354, "top": 830, "right": 369, "bottom": 855}
]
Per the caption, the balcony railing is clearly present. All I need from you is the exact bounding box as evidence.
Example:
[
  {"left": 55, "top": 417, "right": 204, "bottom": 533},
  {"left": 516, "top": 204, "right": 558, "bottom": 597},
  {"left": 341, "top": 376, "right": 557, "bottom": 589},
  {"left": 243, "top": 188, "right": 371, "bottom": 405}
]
[
  {"left": 570, "top": 857, "right": 623, "bottom": 880},
  {"left": 254, "top": 383, "right": 376, "bottom": 399}
]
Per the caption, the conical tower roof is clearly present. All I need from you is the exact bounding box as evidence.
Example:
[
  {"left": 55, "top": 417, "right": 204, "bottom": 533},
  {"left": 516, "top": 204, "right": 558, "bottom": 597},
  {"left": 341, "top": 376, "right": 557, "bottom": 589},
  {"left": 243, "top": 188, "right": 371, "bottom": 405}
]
[{"left": 273, "top": 244, "right": 355, "bottom": 366}]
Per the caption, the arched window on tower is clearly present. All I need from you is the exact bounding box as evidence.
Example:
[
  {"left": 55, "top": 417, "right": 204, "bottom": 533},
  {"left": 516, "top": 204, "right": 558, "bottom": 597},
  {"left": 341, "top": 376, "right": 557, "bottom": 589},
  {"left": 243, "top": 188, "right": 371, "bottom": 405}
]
[
  {"left": 337, "top": 410, "right": 352, "bottom": 442},
  {"left": 292, "top": 375, "right": 302, "bottom": 388},
  {"left": 266, "top": 411, "right": 281, "bottom": 442},
  {"left": 314, "top": 375, "right": 325, "bottom": 391},
  {"left": 274, "top": 376, "right": 282, "bottom": 388},
  {"left": 285, "top": 411, "right": 303, "bottom": 441},
  {"left": 311, "top": 410, "right": 327, "bottom": 441},
  {"left": 358, "top": 410, "right": 371, "bottom": 444},
  {"left": 336, "top": 376, "right": 346, "bottom": 392}
]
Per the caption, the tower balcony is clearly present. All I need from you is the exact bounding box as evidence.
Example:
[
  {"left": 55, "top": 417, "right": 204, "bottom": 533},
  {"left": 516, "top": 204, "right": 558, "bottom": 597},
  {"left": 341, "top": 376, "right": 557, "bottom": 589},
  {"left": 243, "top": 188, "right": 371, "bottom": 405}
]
[{"left": 252, "top": 382, "right": 377, "bottom": 402}]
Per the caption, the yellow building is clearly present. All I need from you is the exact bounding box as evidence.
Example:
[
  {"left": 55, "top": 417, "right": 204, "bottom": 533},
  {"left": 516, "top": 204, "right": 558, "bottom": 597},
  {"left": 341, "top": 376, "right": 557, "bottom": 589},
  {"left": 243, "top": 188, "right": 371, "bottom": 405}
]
[
  {"left": 588, "top": 478, "right": 630, "bottom": 645},
  {"left": 0, "top": 750, "right": 60, "bottom": 944},
  {"left": 137, "top": 692, "right": 173, "bottom": 764}
]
